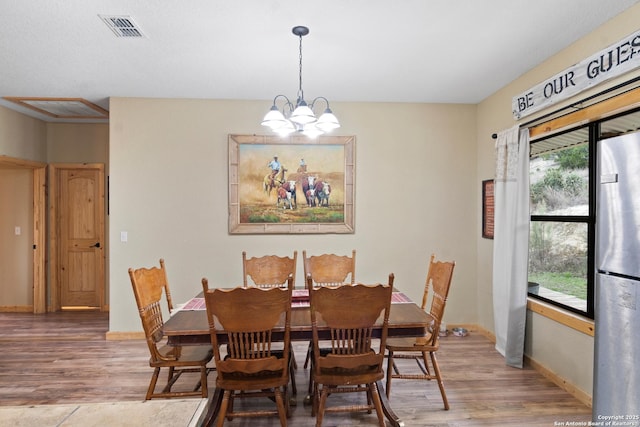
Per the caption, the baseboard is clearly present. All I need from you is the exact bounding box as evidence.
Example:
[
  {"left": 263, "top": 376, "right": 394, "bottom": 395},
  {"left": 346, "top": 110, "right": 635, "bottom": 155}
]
[
  {"left": 450, "top": 323, "right": 592, "bottom": 408},
  {"left": 106, "top": 331, "right": 145, "bottom": 340},
  {"left": 446, "top": 323, "right": 496, "bottom": 342},
  {"left": 525, "top": 355, "right": 592, "bottom": 408},
  {"left": 0, "top": 305, "right": 33, "bottom": 312}
]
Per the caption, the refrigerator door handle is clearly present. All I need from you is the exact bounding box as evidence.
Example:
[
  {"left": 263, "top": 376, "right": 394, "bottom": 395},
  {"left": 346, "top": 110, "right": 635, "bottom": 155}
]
[{"left": 600, "top": 173, "right": 618, "bottom": 184}]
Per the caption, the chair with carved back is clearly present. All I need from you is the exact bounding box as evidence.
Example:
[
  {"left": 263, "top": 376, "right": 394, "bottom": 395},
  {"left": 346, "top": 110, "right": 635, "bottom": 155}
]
[
  {"left": 385, "top": 254, "right": 455, "bottom": 409},
  {"left": 242, "top": 251, "right": 297, "bottom": 289},
  {"left": 157, "top": 258, "right": 175, "bottom": 313},
  {"left": 302, "top": 250, "right": 356, "bottom": 371},
  {"left": 302, "top": 250, "right": 355, "bottom": 288},
  {"left": 308, "top": 278, "right": 394, "bottom": 427},
  {"left": 128, "top": 263, "right": 213, "bottom": 400},
  {"left": 242, "top": 251, "right": 298, "bottom": 395},
  {"left": 202, "top": 277, "right": 293, "bottom": 427}
]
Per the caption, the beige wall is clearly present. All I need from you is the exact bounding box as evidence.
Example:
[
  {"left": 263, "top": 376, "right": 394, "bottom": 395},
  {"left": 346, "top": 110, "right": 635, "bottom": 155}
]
[
  {"left": 0, "top": 106, "right": 45, "bottom": 309},
  {"left": 0, "top": 105, "right": 47, "bottom": 162},
  {"left": 476, "top": 2, "right": 640, "bottom": 399},
  {"left": 47, "top": 123, "right": 109, "bottom": 164},
  {"left": 0, "top": 168, "right": 33, "bottom": 307},
  {"left": 108, "top": 98, "right": 478, "bottom": 332}
]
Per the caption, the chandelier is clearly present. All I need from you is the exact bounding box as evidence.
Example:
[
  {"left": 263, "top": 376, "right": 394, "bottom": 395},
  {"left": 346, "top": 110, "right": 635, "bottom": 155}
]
[{"left": 261, "top": 26, "right": 340, "bottom": 137}]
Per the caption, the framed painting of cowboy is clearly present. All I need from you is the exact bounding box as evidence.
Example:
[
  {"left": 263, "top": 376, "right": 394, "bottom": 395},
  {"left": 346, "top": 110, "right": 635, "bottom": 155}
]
[{"left": 228, "top": 134, "right": 355, "bottom": 234}]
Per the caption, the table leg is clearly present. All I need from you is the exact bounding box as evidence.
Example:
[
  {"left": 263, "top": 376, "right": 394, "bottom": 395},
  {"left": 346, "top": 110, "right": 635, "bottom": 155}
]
[
  {"left": 196, "top": 386, "right": 223, "bottom": 427},
  {"left": 376, "top": 380, "right": 404, "bottom": 427}
]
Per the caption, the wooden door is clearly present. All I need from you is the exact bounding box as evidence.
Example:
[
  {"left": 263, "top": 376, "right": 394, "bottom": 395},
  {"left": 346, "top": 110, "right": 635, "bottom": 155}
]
[{"left": 51, "top": 164, "right": 105, "bottom": 310}]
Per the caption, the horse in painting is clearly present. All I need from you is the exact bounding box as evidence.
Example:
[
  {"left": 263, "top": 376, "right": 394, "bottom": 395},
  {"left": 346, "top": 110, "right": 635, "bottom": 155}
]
[{"left": 263, "top": 166, "right": 287, "bottom": 196}]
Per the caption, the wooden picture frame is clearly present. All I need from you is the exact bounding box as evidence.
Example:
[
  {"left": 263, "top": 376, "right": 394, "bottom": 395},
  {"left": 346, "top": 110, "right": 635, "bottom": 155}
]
[
  {"left": 228, "top": 134, "right": 355, "bottom": 234},
  {"left": 482, "top": 179, "right": 494, "bottom": 239}
]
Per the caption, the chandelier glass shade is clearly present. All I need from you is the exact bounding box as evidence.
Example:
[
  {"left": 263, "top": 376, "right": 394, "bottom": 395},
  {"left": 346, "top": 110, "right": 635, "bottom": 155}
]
[{"left": 261, "top": 26, "right": 340, "bottom": 137}]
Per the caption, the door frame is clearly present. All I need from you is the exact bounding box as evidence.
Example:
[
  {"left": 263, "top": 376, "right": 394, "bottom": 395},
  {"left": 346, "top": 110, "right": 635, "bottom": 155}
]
[
  {"left": 0, "top": 155, "right": 46, "bottom": 313},
  {"left": 49, "top": 163, "right": 106, "bottom": 311}
]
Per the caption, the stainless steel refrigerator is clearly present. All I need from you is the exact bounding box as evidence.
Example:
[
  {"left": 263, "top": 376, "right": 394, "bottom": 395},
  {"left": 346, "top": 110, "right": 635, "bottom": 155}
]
[{"left": 593, "top": 131, "right": 640, "bottom": 418}]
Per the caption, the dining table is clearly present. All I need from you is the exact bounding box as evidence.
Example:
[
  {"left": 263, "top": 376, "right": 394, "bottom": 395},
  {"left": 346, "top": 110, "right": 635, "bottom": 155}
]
[{"left": 162, "top": 289, "right": 432, "bottom": 427}]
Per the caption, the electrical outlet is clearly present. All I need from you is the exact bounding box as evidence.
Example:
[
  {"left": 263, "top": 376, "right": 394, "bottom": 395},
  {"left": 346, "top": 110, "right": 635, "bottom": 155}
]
[
  {"left": 120, "top": 231, "right": 128, "bottom": 242},
  {"left": 15, "top": 226, "right": 21, "bottom": 235}
]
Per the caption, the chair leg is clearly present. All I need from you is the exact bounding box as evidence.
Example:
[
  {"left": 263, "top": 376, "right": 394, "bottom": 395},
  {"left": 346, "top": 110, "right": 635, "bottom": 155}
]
[
  {"left": 289, "top": 358, "right": 297, "bottom": 396},
  {"left": 315, "top": 387, "right": 329, "bottom": 427},
  {"left": 370, "top": 382, "right": 386, "bottom": 427},
  {"left": 308, "top": 354, "right": 316, "bottom": 395},
  {"left": 216, "top": 390, "right": 231, "bottom": 427},
  {"left": 199, "top": 365, "right": 209, "bottom": 398},
  {"left": 146, "top": 367, "right": 161, "bottom": 400},
  {"left": 291, "top": 345, "right": 298, "bottom": 370},
  {"left": 385, "top": 350, "right": 394, "bottom": 398},
  {"left": 274, "top": 387, "right": 287, "bottom": 427},
  {"left": 419, "top": 351, "right": 431, "bottom": 376},
  {"left": 227, "top": 390, "right": 235, "bottom": 421},
  {"left": 311, "top": 382, "right": 319, "bottom": 417},
  {"left": 283, "top": 385, "right": 291, "bottom": 418},
  {"left": 430, "top": 351, "right": 449, "bottom": 410},
  {"left": 303, "top": 341, "right": 312, "bottom": 369}
]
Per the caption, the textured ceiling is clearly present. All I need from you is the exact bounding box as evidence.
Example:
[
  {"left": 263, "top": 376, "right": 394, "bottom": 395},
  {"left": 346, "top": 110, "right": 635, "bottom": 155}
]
[{"left": 0, "top": 0, "right": 638, "bottom": 122}]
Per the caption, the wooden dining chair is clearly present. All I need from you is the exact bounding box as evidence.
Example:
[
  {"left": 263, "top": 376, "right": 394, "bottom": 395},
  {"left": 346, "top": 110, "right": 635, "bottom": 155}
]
[
  {"left": 302, "top": 250, "right": 356, "bottom": 371},
  {"left": 242, "top": 251, "right": 297, "bottom": 288},
  {"left": 128, "top": 264, "right": 213, "bottom": 400},
  {"left": 202, "top": 277, "right": 293, "bottom": 427},
  {"left": 302, "top": 250, "right": 355, "bottom": 288},
  {"left": 242, "top": 251, "right": 298, "bottom": 394},
  {"left": 385, "top": 254, "right": 455, "bottom": 409},
  {"left": 309, "top": 278, "right": 394, "bottom": 427}
]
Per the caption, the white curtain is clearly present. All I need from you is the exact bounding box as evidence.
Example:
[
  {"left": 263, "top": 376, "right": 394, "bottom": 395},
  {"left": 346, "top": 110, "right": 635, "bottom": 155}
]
[{"left": 492, "top": 125, "right": 530, "bottom": 368}]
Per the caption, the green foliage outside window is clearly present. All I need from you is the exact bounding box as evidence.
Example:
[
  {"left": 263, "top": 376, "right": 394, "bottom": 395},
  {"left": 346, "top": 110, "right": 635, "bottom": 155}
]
[
  {"left": 530, "top": 168, "right": 587, "bottom": 211},
  {"left": 555, "top": 145, "right": 588, "bottom": 170}
]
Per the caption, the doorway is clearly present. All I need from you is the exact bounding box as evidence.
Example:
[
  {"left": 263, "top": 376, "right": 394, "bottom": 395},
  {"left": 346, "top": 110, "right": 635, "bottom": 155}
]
[
  {"left": 49, "top": 163, "right": 106, "bottom": 311},
  {"left": 0, "top": 155, "right": 46, "bottom": 313}
]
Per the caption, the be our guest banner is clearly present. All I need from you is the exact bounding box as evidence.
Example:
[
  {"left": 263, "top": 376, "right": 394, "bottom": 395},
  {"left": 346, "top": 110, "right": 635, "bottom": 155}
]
[{"left": 512, "top": 29, "right": 640, "bottom": 120}]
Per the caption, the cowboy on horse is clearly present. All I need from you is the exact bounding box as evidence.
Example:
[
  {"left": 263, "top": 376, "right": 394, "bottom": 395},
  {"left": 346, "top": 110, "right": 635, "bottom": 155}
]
[{"left": 267, "top": 155, "right": 282, "bottom": 187}]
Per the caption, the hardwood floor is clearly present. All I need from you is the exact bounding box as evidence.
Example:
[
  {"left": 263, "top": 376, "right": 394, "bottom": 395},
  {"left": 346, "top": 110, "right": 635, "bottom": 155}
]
[{"left": 0, "top": 311, "right": 592, "bottom": 426}]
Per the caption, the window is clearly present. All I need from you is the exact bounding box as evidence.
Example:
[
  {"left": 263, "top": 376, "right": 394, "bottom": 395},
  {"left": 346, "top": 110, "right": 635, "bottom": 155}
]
[{"left": 528, "top": 108, "right": 640, "bottom": 318}]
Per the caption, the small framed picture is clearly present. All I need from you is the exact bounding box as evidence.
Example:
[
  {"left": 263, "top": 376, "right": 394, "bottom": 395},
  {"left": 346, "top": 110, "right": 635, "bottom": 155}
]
[{"left": 482, "top": 179, "right": 494, "bottom": 239}]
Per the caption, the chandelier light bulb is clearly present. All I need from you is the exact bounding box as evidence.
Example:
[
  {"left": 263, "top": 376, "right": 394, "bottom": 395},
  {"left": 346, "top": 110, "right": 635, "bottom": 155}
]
[
  {"left": 290, "top": 101, "right": 317, "bottom": 125},
  {"left": 315, "top": 108, "right": 340, "bottom": 132},
  {"left": 261, "top": 105, "right": 288, "bottom": 129}
]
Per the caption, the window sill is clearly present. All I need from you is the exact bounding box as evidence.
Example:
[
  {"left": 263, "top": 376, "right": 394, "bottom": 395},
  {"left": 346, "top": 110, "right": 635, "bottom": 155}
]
[{"left": 527, "top": 297, "right": 594, "bottom": 337}]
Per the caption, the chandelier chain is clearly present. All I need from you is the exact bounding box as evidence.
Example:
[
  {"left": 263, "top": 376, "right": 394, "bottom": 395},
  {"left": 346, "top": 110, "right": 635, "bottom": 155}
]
[{"left": 297, "top": 34, "right": 304, "bottom": 103}]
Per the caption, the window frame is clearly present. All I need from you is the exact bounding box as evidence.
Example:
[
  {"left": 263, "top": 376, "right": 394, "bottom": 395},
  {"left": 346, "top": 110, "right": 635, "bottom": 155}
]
[
  {"left": 528, "top": 125, "right": 596, "bottom": 319},
  {"left": 528, "top": 105, "right": 640, "bottom": 320}
]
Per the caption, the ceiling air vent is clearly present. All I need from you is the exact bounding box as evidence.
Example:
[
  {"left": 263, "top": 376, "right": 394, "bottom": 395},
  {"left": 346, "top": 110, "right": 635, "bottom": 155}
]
[{"left": 99, "top": 15, "right": 145, "bottom": 38}]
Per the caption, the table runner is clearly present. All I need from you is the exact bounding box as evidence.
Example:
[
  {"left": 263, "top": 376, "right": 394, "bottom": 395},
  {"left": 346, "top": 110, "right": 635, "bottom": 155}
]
[{"left": 180, "top": 289, "right": 412, "bottom": 311}]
